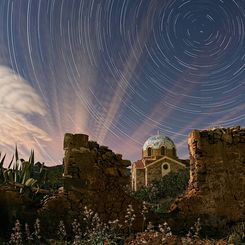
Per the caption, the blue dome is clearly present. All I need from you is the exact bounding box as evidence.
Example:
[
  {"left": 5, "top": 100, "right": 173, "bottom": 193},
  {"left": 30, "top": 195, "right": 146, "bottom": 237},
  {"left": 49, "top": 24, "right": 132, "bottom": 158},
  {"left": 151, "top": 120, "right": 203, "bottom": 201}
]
[{"left": 143, "top": 135, "right": 175, "bottom": 151}]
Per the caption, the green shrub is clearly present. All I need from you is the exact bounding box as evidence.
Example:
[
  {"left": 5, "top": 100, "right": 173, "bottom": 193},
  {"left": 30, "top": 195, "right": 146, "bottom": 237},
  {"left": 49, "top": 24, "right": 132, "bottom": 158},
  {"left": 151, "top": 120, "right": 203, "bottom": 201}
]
[
  {"left": 228, "top": 222, "right": 245, "bottom": 245},
  {"left": 0, "top": 147, "right": 62, "bottom": 195},
  {"left": 132, "top": 169, "right": 189, "bottom": 205}
]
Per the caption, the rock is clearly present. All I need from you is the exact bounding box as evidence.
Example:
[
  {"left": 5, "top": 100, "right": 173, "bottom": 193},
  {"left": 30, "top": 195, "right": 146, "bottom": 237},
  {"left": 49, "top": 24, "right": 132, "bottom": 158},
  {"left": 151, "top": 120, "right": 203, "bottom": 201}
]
[
  {"left": 116, "top": 154, "right": 122, "bottom": 160},
  {"left": 99, "top": 145, "right": 109, "bottom": 152},
  {"left": 0, "top": 188, "right": 36, "bottom": 239},
  {"left": 63, "top": 133, "right": 88, "bottom": 150},
  {"left": 88, "top": 141, "right": 99, "bottom": 149},
  {"left": 222, "top": 133, "right": 233, "bottom": 144},
  {"left": 104, "top": 167, "right": 118, "bottom": 176},
  {"left": 120, "top": 159, "right": 131, "bottom": 167},
  {"left": 102, "top": 151, "right": 115, "bottom": 161},
  {"left": 170, "top": 126, "right": 245, "bottom": 236}
]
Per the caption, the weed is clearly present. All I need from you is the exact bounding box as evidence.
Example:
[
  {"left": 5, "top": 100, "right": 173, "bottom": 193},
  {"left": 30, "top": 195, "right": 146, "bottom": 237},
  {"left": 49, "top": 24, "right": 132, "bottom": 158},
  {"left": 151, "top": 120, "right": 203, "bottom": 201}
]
[
  {"left": 125, "top": 204, "right": 136, "bottom": 236},
  {"left": 57, "top": 220, "right": 67, "bottom": 242},
  {"left": 9, "top": 220, "right": 22, "bottom": 245},
  {"left": 141, "top": 201, "right": 148, "bottom": 231}
]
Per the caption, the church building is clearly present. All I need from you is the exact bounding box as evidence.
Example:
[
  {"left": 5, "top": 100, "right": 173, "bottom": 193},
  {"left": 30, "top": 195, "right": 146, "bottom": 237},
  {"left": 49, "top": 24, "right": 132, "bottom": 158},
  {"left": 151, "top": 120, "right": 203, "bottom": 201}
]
[{"left": 131, "top": 134, "right": 187, "bottom": 191}]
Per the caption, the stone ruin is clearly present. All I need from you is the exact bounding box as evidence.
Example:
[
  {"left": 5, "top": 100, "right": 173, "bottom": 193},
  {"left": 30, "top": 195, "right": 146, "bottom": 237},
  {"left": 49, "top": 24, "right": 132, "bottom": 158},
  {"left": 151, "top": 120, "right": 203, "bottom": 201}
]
[
  {"left": 40, "top": 128, "right": 245, "bottom": 236},
  {"left": 39, "top": 133, "right": 144, "bottom": 234},
  {"left": 1, "top": 127, "right": 245, "bottom": 238},
  {"left": 63, "top": 133, "right": 130, "bottom": 191},
  {"left": 170, "top": 126, "right": 245, "bottom": 235}
]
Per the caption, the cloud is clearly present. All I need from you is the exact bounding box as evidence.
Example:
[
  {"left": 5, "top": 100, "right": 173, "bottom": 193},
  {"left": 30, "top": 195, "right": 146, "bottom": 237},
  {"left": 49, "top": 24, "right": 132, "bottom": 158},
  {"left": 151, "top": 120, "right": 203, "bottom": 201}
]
[
  {"left": 0, "top": 66, "right": 51, "bottom": 151},
  {"left": 0, "top": 66, "right": 46, "bottom": 115}
]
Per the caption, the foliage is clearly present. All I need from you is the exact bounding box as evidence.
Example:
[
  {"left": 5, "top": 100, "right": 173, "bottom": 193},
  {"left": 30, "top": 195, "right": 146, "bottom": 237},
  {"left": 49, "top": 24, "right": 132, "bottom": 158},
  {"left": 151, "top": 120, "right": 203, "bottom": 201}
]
[
  {"left": 140, "top": 201, "right": 148, "bottom": 232},
  {"left": 132, "top": 221, "right": 173, "bottom": 244},
  {"left": 0, "top": 152, "right": 6, "bottom": 184},
  {"left": 0, "top": 147, "right": 63, "bottom": 193},
  {"left": 5, "top": 208, "right": 233, "bottom": 245},
  {"left": 132, "top": 169, "right": 189, "bottom": 204},
  {"left": 9, "top": 219, "right": 42, "bottom": 245},
  {"left": 41, "top": 165, "right": 63, "bottom": 190},
  {"left": 8, "top": 207, "right": 125, "bottom": 245},
  {"left": 9, "top": 219, "right": 22, "bottom": 245},
  {"left": 124, "top": 204, "right": 136, "bottom": 236},
  {"left": 228, "top": 222, "right": 245, "bottom": 245},
  {"left": 3, "top": 148, "right": 43, "bottom": 190},
  {"left": 182, "top": 218, "right": 202, "bottom": 245}
]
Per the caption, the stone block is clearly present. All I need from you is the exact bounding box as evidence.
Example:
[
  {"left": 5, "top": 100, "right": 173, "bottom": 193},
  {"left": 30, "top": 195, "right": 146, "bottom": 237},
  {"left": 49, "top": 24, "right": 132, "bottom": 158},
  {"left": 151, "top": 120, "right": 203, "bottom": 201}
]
[
  {"left": 118, "top": 168, "right": 130, "bottom": 177},
  {"left": 190, "top": 130, "right": 200, "bottom": 139},
  {"left": 240, "top": 136, "right": 245, "bottom": 143},
  {"left": 116, "top": 154, "right": 122, "bottom": 160},
  {"left": 221, "top": 133, "right": 233, "bottom": 144},
  {"left": 99, "top": 145, "right": 109, "bottom": 152},
  {"left": 120, "top": 159, "right": 131, "bottom": 167},
  {"left": 102, "top": 151, "right": 115, "bottom": 161},
  {"left": 64, "top": 133, "right": 89, "bottom": 149},
  {"left": 104, "top": 167, "right": 118, "bottom": 176},
  {"left": 88, "top": 141, "right": 99, "bottom": 149}
]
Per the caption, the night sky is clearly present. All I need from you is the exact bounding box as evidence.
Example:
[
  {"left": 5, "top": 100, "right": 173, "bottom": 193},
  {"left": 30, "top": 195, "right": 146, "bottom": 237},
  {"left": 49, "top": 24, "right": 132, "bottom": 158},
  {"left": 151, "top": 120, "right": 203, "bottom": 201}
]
[{"left": 0, "top": 0, "right": 244, "bottom": 165}]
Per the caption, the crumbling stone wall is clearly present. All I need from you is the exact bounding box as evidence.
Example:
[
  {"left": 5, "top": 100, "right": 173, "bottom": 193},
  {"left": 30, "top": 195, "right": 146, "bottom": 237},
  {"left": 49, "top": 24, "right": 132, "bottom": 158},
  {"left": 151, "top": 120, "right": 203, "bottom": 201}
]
[
  {"left": 63, "top": 133, "right": 130, "bottom": 190},
  {"left": 39, "top": 133, "right": 144, "bottom": 234},
  {"left": 171, "top": 126, "right": 245, "bottom": 233}
]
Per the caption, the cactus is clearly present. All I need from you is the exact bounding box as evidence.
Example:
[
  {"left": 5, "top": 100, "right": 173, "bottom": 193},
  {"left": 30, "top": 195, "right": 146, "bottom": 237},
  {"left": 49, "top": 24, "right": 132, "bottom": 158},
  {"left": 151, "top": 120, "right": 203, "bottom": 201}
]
[
  {"left": 0, "top": 153, "right": 6, "bottom": 184},
  {"left": 0, "top": 147, "right": 46, "bottom": 193}
]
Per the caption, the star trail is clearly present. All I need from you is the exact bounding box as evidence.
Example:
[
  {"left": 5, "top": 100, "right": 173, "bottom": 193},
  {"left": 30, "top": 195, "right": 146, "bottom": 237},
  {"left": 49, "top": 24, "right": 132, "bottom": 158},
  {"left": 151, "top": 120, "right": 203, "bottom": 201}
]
[{"left": 0, "top": 0, "right": 244, "bottom": 165}]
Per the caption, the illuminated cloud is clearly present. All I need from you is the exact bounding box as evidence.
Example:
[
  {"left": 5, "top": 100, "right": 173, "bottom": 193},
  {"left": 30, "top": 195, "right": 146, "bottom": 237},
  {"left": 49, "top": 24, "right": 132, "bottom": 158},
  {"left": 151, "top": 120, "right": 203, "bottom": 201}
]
[
  {"left": 0, "top": 66, "right": 46, "bottom": 115},
  {"left": 0, "top": 66, "right": 51, "bottom": 151}
]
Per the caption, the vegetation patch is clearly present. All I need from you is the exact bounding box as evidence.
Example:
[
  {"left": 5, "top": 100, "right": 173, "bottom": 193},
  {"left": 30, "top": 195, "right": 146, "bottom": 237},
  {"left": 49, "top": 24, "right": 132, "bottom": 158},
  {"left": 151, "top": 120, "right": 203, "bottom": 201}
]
[{"left": 130, "top": 169, "right": 189, "bottom": 213}]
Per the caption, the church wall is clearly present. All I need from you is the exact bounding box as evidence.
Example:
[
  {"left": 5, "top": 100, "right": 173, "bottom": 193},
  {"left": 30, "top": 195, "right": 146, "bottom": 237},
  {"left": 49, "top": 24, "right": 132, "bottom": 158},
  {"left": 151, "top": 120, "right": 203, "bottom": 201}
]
[
  {"left": 131, "top": 168, "right": 136, "bottom": 191},
  {"left": 133, "top": 135, "right": 186, "bottom": 190},
  {"left": 146, "top": 159, "right": 186, "bottom": 186},
  {"left": 146, "top": 161, "right": 162, "bottom": 184},
  {"left": 143, "top": 148, "right": 176, "bottom": 159},
  {"left": 167, "top": 159, "right": 186, "bottom": 172},
  {"left": 135, "top": 169, "right": 145, "bottom": 191}
]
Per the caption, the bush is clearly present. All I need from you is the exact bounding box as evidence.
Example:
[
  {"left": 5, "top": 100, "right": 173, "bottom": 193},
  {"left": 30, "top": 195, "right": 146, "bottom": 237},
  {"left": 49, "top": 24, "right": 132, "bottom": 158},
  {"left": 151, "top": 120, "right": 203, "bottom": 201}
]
[{"left": 132, "top": 169, "right": 189, "bottom": 205}]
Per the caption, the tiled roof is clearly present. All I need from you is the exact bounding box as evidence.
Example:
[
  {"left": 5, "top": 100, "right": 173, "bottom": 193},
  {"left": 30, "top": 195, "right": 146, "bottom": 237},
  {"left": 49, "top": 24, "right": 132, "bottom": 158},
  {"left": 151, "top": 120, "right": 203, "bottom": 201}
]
[
  {"left": 133, "top": 160, "right": 144, "bottom": 169},
  {"left": 143, "top": 135, "right": 175, "bottom": 151}
]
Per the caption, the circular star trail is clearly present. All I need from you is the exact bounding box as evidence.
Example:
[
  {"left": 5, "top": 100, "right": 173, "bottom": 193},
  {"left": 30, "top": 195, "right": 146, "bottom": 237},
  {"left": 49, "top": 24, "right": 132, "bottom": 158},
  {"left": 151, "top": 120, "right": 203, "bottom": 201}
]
[{"left": 0, "top": 0, "right": 244, "bottom": 164}]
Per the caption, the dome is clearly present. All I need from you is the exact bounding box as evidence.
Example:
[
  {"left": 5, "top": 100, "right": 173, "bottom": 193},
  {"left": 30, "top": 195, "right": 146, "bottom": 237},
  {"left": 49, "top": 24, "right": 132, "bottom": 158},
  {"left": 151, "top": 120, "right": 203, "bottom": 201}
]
[{"left": 143, "top": 135, "right": 175, "bottom": 151}]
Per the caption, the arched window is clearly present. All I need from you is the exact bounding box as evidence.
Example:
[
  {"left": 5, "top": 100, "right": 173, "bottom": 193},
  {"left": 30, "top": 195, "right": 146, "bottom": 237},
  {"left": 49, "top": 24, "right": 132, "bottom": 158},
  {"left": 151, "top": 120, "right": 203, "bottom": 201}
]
[
  {"left": 172, "top": 147, "right": 176, "bottom": 157},
  {"left": 161, "top": 146, "right": 165, "bottom": 156},
  {"left": 147, "top": 147, "right": 152, "bottom": 156}
]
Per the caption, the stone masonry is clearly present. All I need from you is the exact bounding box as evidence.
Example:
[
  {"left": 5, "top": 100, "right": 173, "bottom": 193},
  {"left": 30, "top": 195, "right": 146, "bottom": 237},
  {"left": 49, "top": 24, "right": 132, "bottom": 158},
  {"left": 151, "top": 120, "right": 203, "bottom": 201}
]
[
  {"left": 63, "top": 133, "right": 130, "bottom": 190},
  {"left": 171, "top": 126, "right": 245, "bottom": 234},
  {"left": 39, "top": 133, "right": 144, "bottom": 235}
]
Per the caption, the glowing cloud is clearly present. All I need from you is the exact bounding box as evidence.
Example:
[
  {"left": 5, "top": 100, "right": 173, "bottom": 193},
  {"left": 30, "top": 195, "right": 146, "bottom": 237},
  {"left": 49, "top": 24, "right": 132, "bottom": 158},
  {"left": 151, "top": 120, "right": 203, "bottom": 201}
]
[
  {"left": 0, "top": 66, "right": 51, "bottom": 151},
  {"left": 0, "top": 66, "right": 46, "bottom": 115}
]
